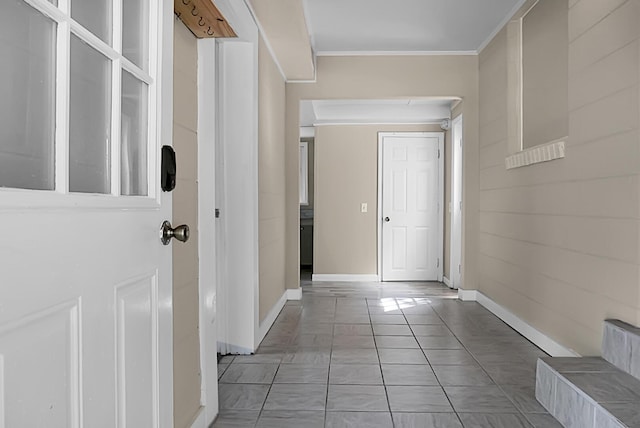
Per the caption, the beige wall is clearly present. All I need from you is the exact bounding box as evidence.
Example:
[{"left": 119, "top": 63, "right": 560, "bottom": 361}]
[
  {"left": 172, "top": 19, "right": 201, "bottom": 428},
  {"left": 286, "top": 55, "right": 479, "bottom": 288},
  {"left": 248, "top": 0, "right": 315, "bottom": 80},
  {"left": 313, "top": 124, "right": 446, "bottom": 276},
  {"left": 258, "top": 35, "right": 287, "bottom": 322},
  {"left": 477, "top": 0, "right": 640, "bottom": 355}
]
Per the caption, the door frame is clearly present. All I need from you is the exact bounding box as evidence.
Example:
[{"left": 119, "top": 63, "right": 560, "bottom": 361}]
[
  {"left": 449, "top": 114, "right": 463, "bottom": 289},
  {"left": 377, "top": 132, "right": 445, "bottom": 282},
  {"left": 191, "top": 0, "right": 261, "bottom": 425},
  {"left": 210, "top": 0, "right": 260, "bottom": 357},
  {"left": 190, "top": 37, "right": 218, "bottom": 427}
]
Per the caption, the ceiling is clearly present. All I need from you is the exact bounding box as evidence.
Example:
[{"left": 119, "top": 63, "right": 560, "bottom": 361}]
[
  {"left": 246, "top": 0, "right": 525, "bottom": 79},
  {"left": 303, "top": 0, "right": 524, "bottom": 54},
  {"left": 300, "top": 99, "right": 458, "bottom": 127}
]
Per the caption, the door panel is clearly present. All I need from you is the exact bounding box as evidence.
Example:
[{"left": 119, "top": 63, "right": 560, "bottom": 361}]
[
  {"left": 391, "top": 227, "right": 408, "bottom": 270},
  {"left": 0, "top": 301, "right": 78, "bottom": 427},
  {"left": 415, "top": 227, "right": 430, "bottom": 270},
  {"left": 116, "top": 275, "right": 156, "bottom": 427},
  {"left": 382, "top": 134, "right": 443, "bottom": 281}
]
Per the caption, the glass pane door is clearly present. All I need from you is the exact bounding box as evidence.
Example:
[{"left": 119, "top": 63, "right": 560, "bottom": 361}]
[
  {"left": 0, "top": 0, "right": 56, "bottom": 191},
  {"left": 0, "top": 0, "right": 154, "bottom": 200},
  {"left": 69, "top": 35, "right": 112, "bottom": 194}
]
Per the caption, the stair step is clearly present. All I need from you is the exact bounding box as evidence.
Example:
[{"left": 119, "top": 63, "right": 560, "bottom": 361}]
[
  {"left": 603, "top": 319, "right": 640, "bottom": 381},
  {"left": 535, "top": 357, "right": 640, "bottom": 428}
]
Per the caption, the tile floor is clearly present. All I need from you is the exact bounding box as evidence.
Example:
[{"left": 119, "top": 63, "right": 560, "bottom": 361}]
[{"left": 213, "top": 281, "right": 563, "bottom": 427}]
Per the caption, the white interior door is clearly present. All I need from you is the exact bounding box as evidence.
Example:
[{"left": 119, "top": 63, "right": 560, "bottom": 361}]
[
  {"left": 381, "top": 133, "right": 444, "bottom": 281},
  {"left": 0, "top": 0, "right": 174, "bottom": 426}
]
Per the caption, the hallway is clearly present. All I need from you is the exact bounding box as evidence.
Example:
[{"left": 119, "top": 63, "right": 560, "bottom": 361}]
[{"left": 214, "top": 282, "right": 561, "bottom": 427}]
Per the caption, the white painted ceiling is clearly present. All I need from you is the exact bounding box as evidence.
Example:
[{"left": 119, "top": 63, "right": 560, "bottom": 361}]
[
  {"left": 302, "top": 0, "right": 523, "bottom": 53},
  {"left": 300, "top": 99, "right": 458, "bottom": 127}
]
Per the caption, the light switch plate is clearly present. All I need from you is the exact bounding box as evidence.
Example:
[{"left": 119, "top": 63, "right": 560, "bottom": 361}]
[{"left": 361, "top": 203, "right": 368, "bottom": 213}]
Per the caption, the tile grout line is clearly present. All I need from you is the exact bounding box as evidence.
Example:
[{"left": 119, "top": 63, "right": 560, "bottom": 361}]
[
  {"left": 410, "top": 299, "right": 465, "bottom": 427},
  {"left": 368, "top": 297, "right": 396, "bottom": 427},
  {"left": 230, "top": 287, "right": 547, "bottom": 427},
  {"left": 431, "top": 301, "right": 538, "bottom": 426},
  {"left": 324, "top": 296, "right": 337, "bottom": 426}
]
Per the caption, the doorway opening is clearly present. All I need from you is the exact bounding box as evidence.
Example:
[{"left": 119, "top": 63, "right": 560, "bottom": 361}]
[
  {"left": 300, "top": 134, "right": 314, "bottom": 284},
  {"left": 300, "top": 133, "right": 314, "bottom": 283},
  {"left": 299, "top": 98, "right": 458, "bottom": 284}
]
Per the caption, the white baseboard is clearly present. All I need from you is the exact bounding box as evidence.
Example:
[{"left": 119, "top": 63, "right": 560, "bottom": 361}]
[
  {"left": 457, "top": 289, "right": 579, "bottom": 357},
  {"left": 286, "top": 288, "right": 302, "bottom": 300},
  {"left": 255, "top": 290, "right": 288, "bottom": 348},
  {"left": 190, "top": 407, "right": 206, "bottom": 428},
  {"left": 217, "top": 342, "right": 254, "bottom": 355},
  {"left": 457, "top": 288, "right": 477, "bottom": 301},
  {"left": 311, "top": 274, "right": 380, "bottom": 282},
  {"left": 443, "top": 276, "right": 451, "bottom": 288}
]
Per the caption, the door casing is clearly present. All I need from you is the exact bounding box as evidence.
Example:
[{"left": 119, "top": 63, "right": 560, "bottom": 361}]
[{"left": 449, "top": 115, "right": 463, "bottom": 289}]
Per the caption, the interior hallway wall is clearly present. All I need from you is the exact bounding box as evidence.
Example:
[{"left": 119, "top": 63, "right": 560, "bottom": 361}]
[
  {"left": 313, "top": 124, "right": 447, "bottom": 277},
  {"left": 172, "top": 18, "right": 201, "bottom": 428},
  {"left": 477, "top": 0, "right": 640, "bottom": 355},
  {"left": 258, "top": 35, "right": 287, "bottom": 322},
  {"left": 286, "top": 55, "right": 479, "bottom": 289}
]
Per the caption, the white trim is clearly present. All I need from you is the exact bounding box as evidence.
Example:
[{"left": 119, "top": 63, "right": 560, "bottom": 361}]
[
  {"left": 477, "top": 0, "right": 527, "bottom": 54},
  {"left": 214, "top": 0, "right": 260, "bottom": 356},
  {"left": 316, "top": 50, "right": 478, "bottom": 56},
  {"left": 255, "top": 291, "right": 288, "bottom": 348},
  {"left": 443, "top": 276, "right": 451, "bottom": 287},
  {"left": 457, "top": 288, "right": 477, "bottom": 301},
  {"left": 287, "top": 78, "right": 318, "bottom": 84},
  {"left": 196, "top": 37, "right": 218, "bottom": 428},
  {"left": 311, "top": 274, "right": 380, "bottom": 282},
  {"left": 449, "top": 114, "right": 463, "bottom": 290},
  {"left": 505, "top": 140, "right": 566, "bottom": 169},
  {"left": 314, "top": 121, "right": 443, "bottom": 127},
  {"left": 377, "top": 135, "right": 383, "bottom": 279},
  {"left": 299, "top": 142, "right": 309, "bottom": 205},
  {"left": 299, "top": 127, "right": 315, "bottom": 138},
  {"left": 189, "top": 407, "right": 206, "bottom": 428},
  {"left": 286, "top": 288, "right": 303, "bottom": 300},
  {"left": 457, "top": 290, "right": 580, "bottom": 357},
  {"left": 436, "top": 135, "right": 444, "bottom": 282}
]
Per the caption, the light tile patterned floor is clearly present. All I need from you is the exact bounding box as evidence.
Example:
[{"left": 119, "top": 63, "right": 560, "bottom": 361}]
[{"left": 213, "top": 281, "right": 563, "bottom": 427}]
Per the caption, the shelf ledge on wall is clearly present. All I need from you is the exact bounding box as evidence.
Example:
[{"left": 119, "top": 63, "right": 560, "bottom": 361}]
[{"left": 505, "top": 140, "right": 566, "bottom": 170}]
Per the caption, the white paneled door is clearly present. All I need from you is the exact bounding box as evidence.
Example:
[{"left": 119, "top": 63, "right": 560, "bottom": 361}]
[
  {"left": 381, "top": 133, "right": 444, "bottom": 281},
  {"left": 0, "top": 0, "right": 174, "bottom": 427}
]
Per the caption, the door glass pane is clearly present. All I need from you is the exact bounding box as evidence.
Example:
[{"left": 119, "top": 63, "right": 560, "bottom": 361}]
[
  {"left": 69, "top": 35, "right": 111, "bottom": 194},
  {"left": 0, "top": 0, "right": 56, "bottom": 191},
  {"left": 121, "top": 71, "right": 148, "bottom": 196},
  {"left": 71, "top": 0, "right": 112, "bottom": 45},
  {"left": 123, "top": 0, "right": 149, "bottom": 70}
]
